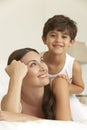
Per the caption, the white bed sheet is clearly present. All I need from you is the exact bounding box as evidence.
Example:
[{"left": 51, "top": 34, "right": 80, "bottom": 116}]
[{"left": 0, "top": 120, "right": 87, "bottom": 130}]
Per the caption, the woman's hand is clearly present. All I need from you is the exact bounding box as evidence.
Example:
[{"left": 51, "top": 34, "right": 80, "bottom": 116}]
[
  {"left": 5, "top": 60, "right": 28, "bottom": 80},
  {"left": 1, "top": 60, "right": 28, "bottom": 112}
]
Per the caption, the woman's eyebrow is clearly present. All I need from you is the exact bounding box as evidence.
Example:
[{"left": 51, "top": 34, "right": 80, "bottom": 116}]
[
  {"left": 26, "top": 60, "right": 36, "bottom": 65},
  {"left": 26, "top": 57, "right": 43, "bottom": 65}
]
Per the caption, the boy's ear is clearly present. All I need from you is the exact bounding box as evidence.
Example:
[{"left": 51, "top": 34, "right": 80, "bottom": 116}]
[
  {"left": 69, "top": 40, "right": 75, "bottom": 47},
  {"left": 42, "top": 36, "right": 46, "bottom": 44}
]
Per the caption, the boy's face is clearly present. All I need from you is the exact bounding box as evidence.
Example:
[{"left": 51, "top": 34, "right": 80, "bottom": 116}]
[{"left": 42, "top": 29, "right": 74, "bottom": 54}]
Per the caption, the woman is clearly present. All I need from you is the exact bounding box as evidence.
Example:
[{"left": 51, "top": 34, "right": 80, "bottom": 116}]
[{"left": 0, "top": 47, "right": 71, "bottom": 121}]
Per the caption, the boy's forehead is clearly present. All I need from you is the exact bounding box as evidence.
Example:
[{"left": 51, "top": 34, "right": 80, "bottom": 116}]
[
  {"left": 55, "top": 27, "right": 69, "bottom": 32},
  {"left": 48, "top": 29, "right": 70, "bottom": 34}
]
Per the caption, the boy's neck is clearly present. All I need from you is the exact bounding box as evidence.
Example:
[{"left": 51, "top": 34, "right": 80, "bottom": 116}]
[{"left": 44, "top": 51, "right": 66, "bottom": 65}]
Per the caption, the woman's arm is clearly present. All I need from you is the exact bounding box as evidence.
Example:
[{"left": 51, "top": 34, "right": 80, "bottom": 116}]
[
  {"left": 0, "top": 111, "right": 42, "bottom": 122},
  {"left": 1, "top": 60, "right": 28, "bottom": 113}
]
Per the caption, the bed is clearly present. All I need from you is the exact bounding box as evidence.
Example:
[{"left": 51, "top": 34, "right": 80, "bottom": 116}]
[
  {"left": 0, "top": 58, "right": 87, "bottom": 130},
  {"left": 0, "top": 120, "right": 87, "bottom": 130}
]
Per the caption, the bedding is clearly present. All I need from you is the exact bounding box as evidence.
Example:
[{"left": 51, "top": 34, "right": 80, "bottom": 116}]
[{"left": 0, "top": 120, "right": 87, "bottom": 130}]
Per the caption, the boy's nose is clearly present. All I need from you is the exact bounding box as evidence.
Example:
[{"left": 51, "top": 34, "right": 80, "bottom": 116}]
[{"left": 55, "top": 36, "right": 61, "bottom": 42}]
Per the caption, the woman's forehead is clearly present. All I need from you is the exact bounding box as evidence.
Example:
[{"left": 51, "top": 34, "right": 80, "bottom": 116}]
[{"left": 21, "top": 51, "right": 40, "bottom": 63}]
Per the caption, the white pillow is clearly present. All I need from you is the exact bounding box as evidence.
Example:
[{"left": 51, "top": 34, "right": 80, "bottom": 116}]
[{"left": 0, "top": 60, "right": 9, "bottom": 103}]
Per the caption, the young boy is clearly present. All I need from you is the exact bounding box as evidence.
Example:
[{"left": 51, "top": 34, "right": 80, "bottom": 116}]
[{"left": 42, "top": 15, "right": 87, "bottom": 122}]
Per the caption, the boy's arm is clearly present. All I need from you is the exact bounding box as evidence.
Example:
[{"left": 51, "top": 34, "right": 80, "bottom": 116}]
[
  {"left": 69, "top": 60, "right": 84, "bottom": 94},
  {"left": 56, "top": 60, "right": 84, "bottom": 94},
  {"left": 52, "top": 78, "right": 71, "bottom": 121}
]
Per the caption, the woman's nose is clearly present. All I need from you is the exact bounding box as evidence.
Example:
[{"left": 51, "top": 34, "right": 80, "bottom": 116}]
[{"left": 39, "top": 64, "right": 45, "bottom": 71}]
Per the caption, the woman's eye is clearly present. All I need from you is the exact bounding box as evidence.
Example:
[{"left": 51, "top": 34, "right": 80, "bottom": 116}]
[
  {"left": 40, "top": 58, "right": 45, "bottom": 64},
  {"left": 41, "top": 59, "right": 44, "bottom": 63},
  {"left": 30, "top": 63, "right": 37, "bottom": 67}
]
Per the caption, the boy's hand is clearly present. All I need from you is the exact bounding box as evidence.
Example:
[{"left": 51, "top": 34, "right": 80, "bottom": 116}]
[{"left": 57, "top": 74, "right": 70, "bottom": 85}]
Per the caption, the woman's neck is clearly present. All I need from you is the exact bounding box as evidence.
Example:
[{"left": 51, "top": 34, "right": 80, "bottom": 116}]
[
  {"left": 21, "top": 87, "right": 44, "bottom": 118},
  {"left": 21, "top": 86, "right": 44, "bottom": 106}
]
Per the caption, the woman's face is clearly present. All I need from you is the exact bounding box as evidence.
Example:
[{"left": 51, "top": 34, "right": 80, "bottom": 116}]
[{"left": 21, "top": 51, "right": 49, "bottom": 88}]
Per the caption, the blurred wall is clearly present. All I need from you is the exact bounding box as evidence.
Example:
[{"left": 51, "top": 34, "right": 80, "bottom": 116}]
[{"left": 0, "top": 0, "right": 87, "bottom": 60}]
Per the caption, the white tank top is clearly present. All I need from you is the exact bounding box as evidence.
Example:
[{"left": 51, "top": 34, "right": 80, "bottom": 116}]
[{"left": 41, "top": 52, "right": 74, "bottom": 83}]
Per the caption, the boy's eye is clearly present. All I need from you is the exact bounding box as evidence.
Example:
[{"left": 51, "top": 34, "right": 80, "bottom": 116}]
[{"left": 62, "top": 35, "right": 68, "bottom": 38}]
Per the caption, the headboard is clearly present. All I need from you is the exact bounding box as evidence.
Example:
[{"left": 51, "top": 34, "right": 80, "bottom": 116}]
[{"left": 67, "top": 41, "right": 87, "bottom": 64}]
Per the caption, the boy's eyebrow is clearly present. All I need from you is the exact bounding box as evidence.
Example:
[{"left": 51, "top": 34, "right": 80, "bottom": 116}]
[
  {"left": 48, "top": 31, "right": 56, "bottom": 33},
  {"left": 48, "top": 30, "right": 69, "bottom": 34},
  {"left": 62, "top": 32, "right": 69, "bottom": 35}
]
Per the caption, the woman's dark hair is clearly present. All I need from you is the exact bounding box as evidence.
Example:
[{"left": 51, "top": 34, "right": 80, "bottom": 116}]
[
  {"left": 42, "top": 84, "right": 56, "bottom": 119},
  {"left": 7, "top": 47, "right": 56, "bottom": 119},
  {"left": 7, "top": 48, "right": 39, "bottom": 65}
]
